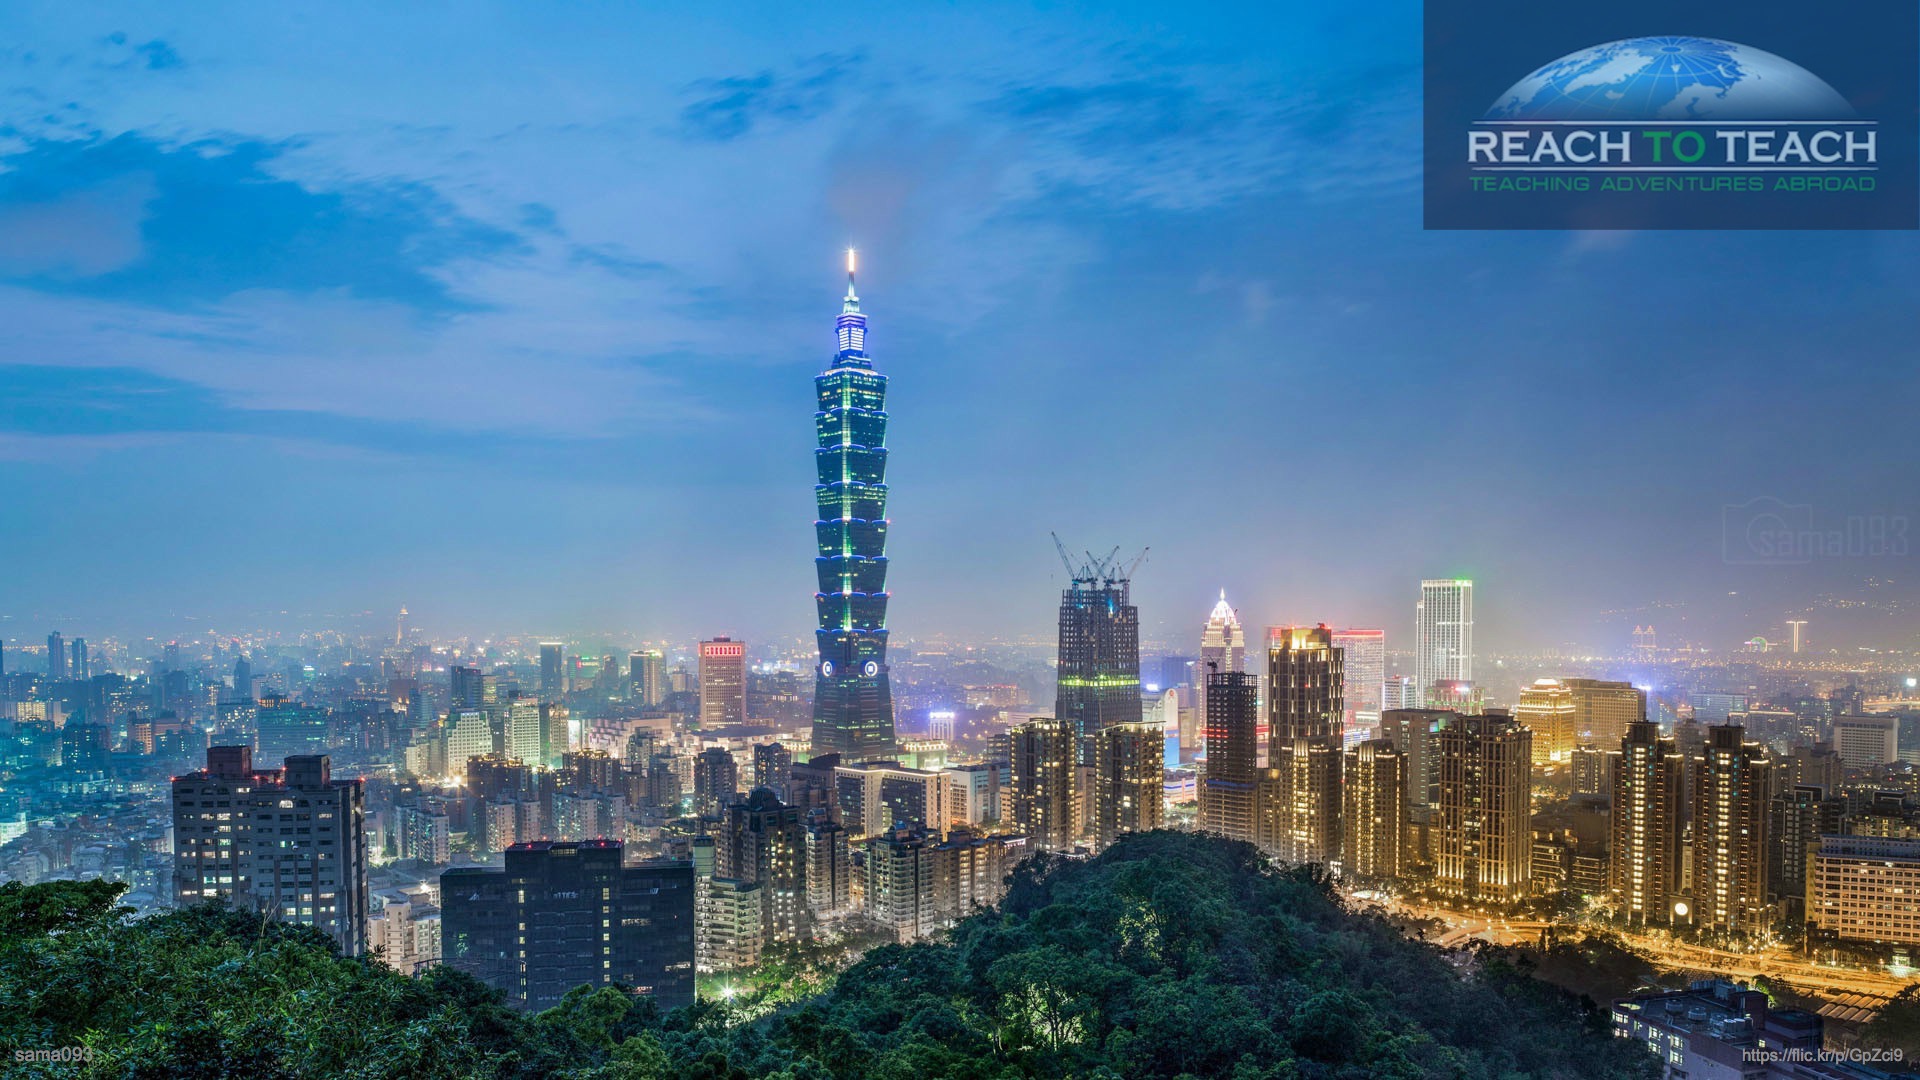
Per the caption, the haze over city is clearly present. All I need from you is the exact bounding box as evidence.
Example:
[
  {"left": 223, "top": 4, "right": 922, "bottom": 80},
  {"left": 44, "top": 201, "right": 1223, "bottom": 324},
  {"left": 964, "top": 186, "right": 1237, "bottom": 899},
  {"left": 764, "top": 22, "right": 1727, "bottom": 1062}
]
[{"left": 2, "top": 3, "right": 1914, "bottom": 652}]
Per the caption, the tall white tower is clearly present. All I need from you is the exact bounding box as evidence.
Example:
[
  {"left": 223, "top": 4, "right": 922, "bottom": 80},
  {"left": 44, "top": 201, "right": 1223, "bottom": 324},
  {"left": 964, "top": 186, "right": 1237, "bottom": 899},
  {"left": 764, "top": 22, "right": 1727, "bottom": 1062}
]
[{"left": 1415, "top": 579, "right": 1474, "bottom": 705}]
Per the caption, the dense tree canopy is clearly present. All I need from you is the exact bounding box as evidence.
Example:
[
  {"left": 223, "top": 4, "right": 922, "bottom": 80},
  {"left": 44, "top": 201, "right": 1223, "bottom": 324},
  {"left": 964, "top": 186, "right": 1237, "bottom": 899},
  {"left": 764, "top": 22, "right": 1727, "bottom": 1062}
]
[{"left": 0, "top": 833, "right": 1662, "bottom": 1079}]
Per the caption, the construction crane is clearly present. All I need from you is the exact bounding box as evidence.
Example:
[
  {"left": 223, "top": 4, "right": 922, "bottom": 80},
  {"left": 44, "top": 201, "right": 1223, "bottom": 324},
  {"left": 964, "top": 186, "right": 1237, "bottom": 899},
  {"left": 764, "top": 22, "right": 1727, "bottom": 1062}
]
[{"left": 1051, "top": 533, "right": 1149, "bottom": 585}]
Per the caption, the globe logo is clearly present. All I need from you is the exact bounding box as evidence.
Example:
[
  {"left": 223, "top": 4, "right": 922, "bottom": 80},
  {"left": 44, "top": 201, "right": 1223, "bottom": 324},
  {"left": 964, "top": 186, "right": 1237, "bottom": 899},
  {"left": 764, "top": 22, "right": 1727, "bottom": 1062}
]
[{"left": 1486, "top": 36, "right": 1855, "bottom": 121}]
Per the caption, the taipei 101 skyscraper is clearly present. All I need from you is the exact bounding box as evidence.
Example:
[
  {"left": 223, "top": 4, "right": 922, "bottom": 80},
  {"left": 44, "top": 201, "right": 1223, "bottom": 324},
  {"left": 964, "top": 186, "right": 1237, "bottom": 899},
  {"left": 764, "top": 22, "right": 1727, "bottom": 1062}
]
[{"left": 810, "top": 250, "right": 898, "bottom": 761}]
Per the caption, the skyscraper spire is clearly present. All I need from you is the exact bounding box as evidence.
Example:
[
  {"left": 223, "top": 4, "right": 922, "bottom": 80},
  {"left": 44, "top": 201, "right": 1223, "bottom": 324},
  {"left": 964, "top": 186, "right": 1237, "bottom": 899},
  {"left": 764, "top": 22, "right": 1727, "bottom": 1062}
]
[{"left": 845, "top": 246, "right": 858, "bottom": 305}]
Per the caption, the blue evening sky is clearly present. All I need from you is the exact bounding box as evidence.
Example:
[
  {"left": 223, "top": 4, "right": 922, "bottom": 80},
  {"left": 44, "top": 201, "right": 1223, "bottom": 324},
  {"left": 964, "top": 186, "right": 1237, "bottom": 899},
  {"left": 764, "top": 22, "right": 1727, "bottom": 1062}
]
[{"left": 1, "top": 3, "right": 1915, "bottom": 654}]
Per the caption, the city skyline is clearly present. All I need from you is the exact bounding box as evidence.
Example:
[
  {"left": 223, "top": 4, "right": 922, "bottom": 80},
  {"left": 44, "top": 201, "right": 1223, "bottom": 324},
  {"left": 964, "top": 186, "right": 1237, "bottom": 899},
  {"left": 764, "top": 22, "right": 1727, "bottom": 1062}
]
[{"left": 0, "top": 6, "right": 1914, "bottom": 654}]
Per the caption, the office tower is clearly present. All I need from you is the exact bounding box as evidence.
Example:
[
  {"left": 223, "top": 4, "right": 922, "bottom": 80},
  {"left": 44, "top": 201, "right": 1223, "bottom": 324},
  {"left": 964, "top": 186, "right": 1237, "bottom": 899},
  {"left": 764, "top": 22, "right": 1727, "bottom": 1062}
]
[
  {"left": 1053, "top": 545, "right": 1143, "bottom": 762},
  {"left": 1093, "top": 720, "right": 1163, "bottom": 847},
  {"left": 693, "top": 746, "right": 739, "bottom": 817},
  {"left": 1343, "top": 738, "right": 1407, "bottom": 880},
  {"left": 46, "top": 632, "right": 66, "bottom": 680},
  {"left": 1610, "top": 720, "right": 1683, "bottom": 924},
  {"left": 1515, "top": 678, "right": 1577, "bottom": 766},
  {"left": 698, "top": 638, "right": 748, "bottom": 727},
  {"left": 173, "top": 748, "right": 368, "bottom": 956},
  {"left": 1381, "top": 676, "right": 1419, "bottom": 712},
  {"left": 69, "top": 638, "right": 88, "bottom": 681},
  {"left": 1571, "top": 744, "right": 1621, "bottom": 799},
  {"left": 1434, "top": 712, "right": 1532, "bottom": 901},
  {"left": 1200, "top": 669, "right": 1260, "bottom": 841},
  {"left": 1832, "top": 714, "right": 1899, "bottom": 767},
  {"left": 1330, "top": 628, "right": 1385, "bottom": 729},
  {"left": 1268, "top": 627, "right": 1344, "bottom": 865},
  {"left": 449, "top": 665, "right": 484, "bottom": 711},
  {"left": 1011, "top": 718, "right": 1077, "bottom": 851},
  {"left": 1414, "top": 579, "right": 1473, "bottom": 705},
  {"left": 804, "top": 812, "right": 853, "bottom": 920},
  {"left": 1687, "top": 692, "right": 1747, "bottom": 725},
  {"left": 753, "top": 741, "right": 793, "bottom": 800},
  {"left": 718, "top": 789, "right": 810, "bottom": 944},
  {"left": 1769, "top": 784, "right": 1844, "bottom": 918},
  {"left": 1809, "top": 835, "right": 1920, "bottom": 946},
  {"left": 1196, "top": 591, "right": 1245, "bottom": 724},
  {"left": 443, "top": 709, "right": 495, "bottom": 773},
  {"left": 539, "top": 642, "right": 564, "bottom": 703},
  {"left": 441, "top": 841, "right": 695, "bottom": 1011},
  {"left": 256, "top": 695, "right": 330, "bottom": 761},
  {"left": 1692, "top": 724, "right": 1771, "bottom": 933},
  {"left": 1563, "top": 678, "right": 1646, "bottom": 748},
  {"left": 504, "top": 698, "right": 543, "bottom": 766},
  {"left": 810, "top": 253, "right": 899, "bottom": 762},
  {"left": 630, "top": 650, "right": 665, "bottom": 707},
  {"left": 232, "top": 657, "right": 254, "bottom": 702}
]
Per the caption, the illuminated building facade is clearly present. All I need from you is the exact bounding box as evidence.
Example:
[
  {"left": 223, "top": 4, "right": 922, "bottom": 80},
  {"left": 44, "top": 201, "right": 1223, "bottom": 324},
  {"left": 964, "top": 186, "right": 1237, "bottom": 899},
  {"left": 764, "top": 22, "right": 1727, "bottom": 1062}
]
[
  {"left": 1414, "top": 578, "right": 1473, "bottom": 705},
  {"left": 1199, "top": 670, "right": 1259, "bottom": 841},
  {"left": 1267, "top": 625, "right": 1343, "bottom": 865},
  {"left": 1609, "top": 720, "right": 1682, "bottom": 924},
  {"left": 1330, "top": 627, "right": 1384, "bottom": 729},
  {"left": 1435, "top": 712, "right": 1532, "bottom": 901},
  {"left": 1515, "top": 678, "right": 1576, "bottom": 765},
  {"left": 1011, "top": 718, "right": 1078, "bottom": 851},
  {"left": 698, "top": 638, "right": 747, "bottom": 727},
  {"left": 1093, "top": 720, "right": 1163, "bottom": 847},
  {"left": 810, "top": 253, "right": 898, "bottom": 761},
  {"left": 1691, "top": 724, "right": 1771, "bottom": 934},
  {"left": 1196, "top": 591, "right": 1245, "bottom": 728},
  {"left": 1343, "top": 738, "right": 1407, "bottom": 880},
  {"left": 1564, "top": 678, "right": 1645, "bottom": 748},
  {"left": 1055, "top": 556, "right": 1142, "bottom": 762}
]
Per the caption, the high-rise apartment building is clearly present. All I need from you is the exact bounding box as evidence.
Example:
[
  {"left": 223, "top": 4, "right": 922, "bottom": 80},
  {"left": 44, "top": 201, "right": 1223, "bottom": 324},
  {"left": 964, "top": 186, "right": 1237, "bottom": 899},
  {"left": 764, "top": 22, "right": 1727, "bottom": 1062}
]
[
  {"left": 1610, "top": 720, "right": 1683, "bottom": 925},
  {"left": 1054, "top": 549, "right": 1142, "bottom": 762},
  {"left": 1330, "top": 628, "right": 1384, "bottom": 728},
  {"left": 865, "top": 827, "right": 1016, "bottom": 944},
  {"left": 440, "top": 841, "right": 695, "bottom": 1011},
  {"left": 1414, "top": 579, "right": 1473, "bottom": 705},
  {"left": 1267, "top": 625, "right": 1343, "bottom": 865},
  {"left": 693, "top": 746, "right": 739, "bottom": 818},
  {"left": 717, "top": 789, "right": 810, "bottom": 945},
  {"left": 1343, "top": 738, "right": 1407, "bottom": 880},
  {"left": 1434, "top": 712, "right": 1532, "bottom": 902},
  {"left": 172, "top": 747, "right": 369, "bottom": 955},
  {"left": 698, "top": 638, "right": 748, "bottom": 727},
  {"left": 1199, "top": 670, "right": 1259, "bottom": 842},
  {"left": 1011, "top": 718, "right": 1077, "bottom": 851},
  {"left": 1768, "top": 784, "right": 1844, "bottom": 918},
  {"left": 69, "top": 637, "right": 89, "bottom": 681},
  {"left": 810, "top": 254, "right": 898, "bottom": 762},
  {"left": 1093, "top": 720, "right": 1163, "bottom": 847},
  {"left": 1691, "top": 724, "right": 1771, "bottom": 934},
  {"left": 46, "top": 632, "right": 66, "bottom": 680}
]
